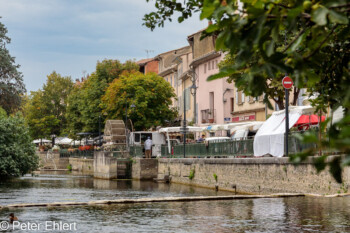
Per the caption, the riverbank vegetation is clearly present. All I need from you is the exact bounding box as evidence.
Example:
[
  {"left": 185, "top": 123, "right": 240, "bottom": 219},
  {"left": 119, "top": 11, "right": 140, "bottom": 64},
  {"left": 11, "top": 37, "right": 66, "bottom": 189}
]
[{"left": 0, "top": 108, "right": 38, "bottom": 178}]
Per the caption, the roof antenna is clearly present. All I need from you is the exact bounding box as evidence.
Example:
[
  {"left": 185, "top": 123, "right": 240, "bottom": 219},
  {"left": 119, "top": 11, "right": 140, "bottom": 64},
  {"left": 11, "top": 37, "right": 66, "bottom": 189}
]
[{"left": 145, "top": 49, "right": 154, "bottom": 58}]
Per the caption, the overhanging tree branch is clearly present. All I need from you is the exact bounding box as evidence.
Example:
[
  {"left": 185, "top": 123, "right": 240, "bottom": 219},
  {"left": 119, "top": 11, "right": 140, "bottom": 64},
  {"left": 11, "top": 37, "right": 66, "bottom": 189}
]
[{"left": 304, "top": 25, "right": 338, "bottom": 60}]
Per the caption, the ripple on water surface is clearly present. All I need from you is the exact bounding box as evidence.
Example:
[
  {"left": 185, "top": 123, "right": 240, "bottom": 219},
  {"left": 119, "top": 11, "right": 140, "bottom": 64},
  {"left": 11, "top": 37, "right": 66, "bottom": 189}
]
[{"left": 1, "top": 172, "right": 350, "bottom": 232}]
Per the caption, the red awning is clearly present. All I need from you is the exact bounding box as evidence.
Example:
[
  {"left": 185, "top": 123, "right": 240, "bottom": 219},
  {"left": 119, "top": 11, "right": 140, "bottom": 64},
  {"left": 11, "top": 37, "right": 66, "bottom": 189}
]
[{"left": 294, "top": 114, "right": 325, "bottom": 126}]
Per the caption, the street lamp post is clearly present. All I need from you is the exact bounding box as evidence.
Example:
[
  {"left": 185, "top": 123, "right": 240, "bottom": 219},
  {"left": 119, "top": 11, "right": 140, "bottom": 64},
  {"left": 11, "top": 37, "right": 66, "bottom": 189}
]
[
  {"left": 189, "top": 69, "right": 197, "bottom": 125},
  {"left": 183, "top": 92, "right": 186, "bottom": 158},
  {"left": 190, "top": 83, "right": 197, "bottom": 124},
  {"left": 130, "top": 103, "right": 136, "bottom": 132},
  {"left": 98, "top": 115, "right": 101, "bottom": 146}
]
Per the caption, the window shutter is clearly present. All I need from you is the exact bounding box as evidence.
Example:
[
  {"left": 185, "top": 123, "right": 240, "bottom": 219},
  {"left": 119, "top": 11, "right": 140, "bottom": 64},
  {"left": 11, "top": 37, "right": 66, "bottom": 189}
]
[
  {"left": 236, "top": 90, "right": 238, "bottom": 104},
  {"left": 242, "top": 92, "right": 245, "bottom": 103},
  {"left": 259, "top": 94, "right": 264, "bottom": 102},
  {"left": 238, "top": 91, "right": 242, "bottom": 104}
]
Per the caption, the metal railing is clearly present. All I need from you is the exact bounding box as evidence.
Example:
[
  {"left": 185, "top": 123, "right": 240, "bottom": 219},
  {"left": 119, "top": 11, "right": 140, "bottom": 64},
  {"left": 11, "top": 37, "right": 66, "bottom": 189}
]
[
  {"left": 59, "top": 135, "right": 319, "bottom": 159},
  {"left": 59, "top": 149, "right": 94, "bottom": 158},
  {"left": 129, "top": 145, "right": 143, "bottom": 157},
  {"left": 161, "top": 139, "right": 255, "bottom": 158},
  {"left": 201, "top": 109, "right": 216, "bottom": 124}
]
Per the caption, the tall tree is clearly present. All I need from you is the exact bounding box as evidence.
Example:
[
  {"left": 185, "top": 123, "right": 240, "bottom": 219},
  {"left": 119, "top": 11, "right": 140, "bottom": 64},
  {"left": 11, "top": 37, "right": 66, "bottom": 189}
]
[
  {"left": 66, "top": 59, "right": 139, "bottom": 134},
  {"left": 101, "top": 71, "right": 178, "bottom": 131},
  {"left": 24, "top": 72, "right": 73, "bottom": 138},
  {"left": 0, "top": 19, "right": 26, "bottom": 113}
]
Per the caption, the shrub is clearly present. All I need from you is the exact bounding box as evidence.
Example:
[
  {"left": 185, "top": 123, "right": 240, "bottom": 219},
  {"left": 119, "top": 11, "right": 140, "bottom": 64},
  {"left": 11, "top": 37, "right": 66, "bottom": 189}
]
[{"left": 0, "top": 112, "right": 39, "bottom": 178}]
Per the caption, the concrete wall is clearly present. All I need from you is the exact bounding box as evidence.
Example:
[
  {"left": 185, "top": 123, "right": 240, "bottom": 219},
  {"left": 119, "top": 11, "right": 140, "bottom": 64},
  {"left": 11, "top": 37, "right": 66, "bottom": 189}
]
[
  {"left": 94, "top": 151, "right": 118, "bottom": 179},
  {"left": 69, "top": 158, "right": 94, "bottom": 175},
  {"left": 132, "top": 158, "right": 158, "bottom": 180},
  {"left": 37, "top": 151, "right": 69, "bottom": 170},
  {"left": 158, "top": 157, "right": 350, "bottom": 195},
  {"left": 191, "top": 33, "right": 215, "bottom": 59}
]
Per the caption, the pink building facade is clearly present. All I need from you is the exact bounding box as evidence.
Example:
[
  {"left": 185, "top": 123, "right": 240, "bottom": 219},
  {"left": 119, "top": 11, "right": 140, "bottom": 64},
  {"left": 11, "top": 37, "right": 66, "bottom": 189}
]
[{"left": 194, "top": 53, "right": 235, "bottom": 128}]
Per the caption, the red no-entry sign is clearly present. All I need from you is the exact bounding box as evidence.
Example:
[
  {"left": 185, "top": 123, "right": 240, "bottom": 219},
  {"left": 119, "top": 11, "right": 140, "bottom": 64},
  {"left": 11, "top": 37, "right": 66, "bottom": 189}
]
[{"left": 282, "top": 76, "right": 293, "bottom": 89}]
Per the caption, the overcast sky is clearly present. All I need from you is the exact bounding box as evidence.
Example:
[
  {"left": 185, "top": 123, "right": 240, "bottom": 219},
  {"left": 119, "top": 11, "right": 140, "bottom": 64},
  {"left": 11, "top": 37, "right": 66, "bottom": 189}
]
[{"left": 0, "top": 0, "right": 206, "bottom": 92}]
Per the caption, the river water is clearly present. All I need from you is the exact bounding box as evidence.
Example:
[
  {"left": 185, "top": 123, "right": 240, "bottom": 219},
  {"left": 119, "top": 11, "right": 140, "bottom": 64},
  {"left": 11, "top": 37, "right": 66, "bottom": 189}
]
[{"left": 1, "top": 172, "right": 350, "bottom": 232}]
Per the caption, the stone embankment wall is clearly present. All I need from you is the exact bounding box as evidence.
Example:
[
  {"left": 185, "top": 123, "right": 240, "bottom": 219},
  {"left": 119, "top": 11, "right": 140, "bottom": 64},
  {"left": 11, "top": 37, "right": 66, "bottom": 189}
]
[
  {"left": 69, "top": 158, "right": 94, "bottom": 175},
  {"left": 132, "top": 158, "right": 158, "bottom": 180},
  {"left": 37, "top": 151, "right": 69, "bottom": 170},
  {"left": 158, "top": 157, "right": 350, "bottom": 195},
  {"left": 94, "top": 151, "right": 119, "bottom": 179}
]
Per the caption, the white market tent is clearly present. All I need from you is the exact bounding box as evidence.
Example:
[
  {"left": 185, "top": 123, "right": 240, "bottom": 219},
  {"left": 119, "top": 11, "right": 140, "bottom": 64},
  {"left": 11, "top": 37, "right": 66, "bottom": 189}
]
[
  {"left": 230, "top": 122, "right": 264, "bottom": 140},
  {"left": 331, "top": 106, "right": 345, "bottom": 125},
  {"left": 253, "top": 106, "right": 315, "bottom": 157},
  {"left": 158, "top": 126, "right": 206, "bottom": 133},
  {"left": 32, "top": 139, "right": 51, "bottom": 144},
  {"left": 56, "top": 137, "right": 73, "bottom": 145}
]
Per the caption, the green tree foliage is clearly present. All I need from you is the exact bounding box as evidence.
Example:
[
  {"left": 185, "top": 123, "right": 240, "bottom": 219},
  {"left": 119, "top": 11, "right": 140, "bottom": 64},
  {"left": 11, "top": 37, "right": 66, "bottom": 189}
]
[
  {"left": 0, "top": 110, "right": 38, "bottom": 178},
  {"left": 0, "top": 20, "right": 26, "bottom": 114},
  {"left": 66, "top": 59, "right": 139, "bottom": 135},
  {"left": 24, "top": 72, "right": 73, "bottom": 138},
  {"left": 101, "top": 71, "right": 178, "bottom": 131},
  {"left": 65, "top": 85, "right": 84, "bottom": 138},
  {"left": 144, "top": 0, "right": 350, "bottom": 182}
]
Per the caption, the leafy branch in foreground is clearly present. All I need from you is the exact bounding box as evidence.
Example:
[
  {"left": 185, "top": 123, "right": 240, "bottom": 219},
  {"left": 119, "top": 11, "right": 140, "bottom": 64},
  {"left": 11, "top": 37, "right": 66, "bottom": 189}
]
[{"left": 144, "top": 0, "right": 350, "bottom": 181}]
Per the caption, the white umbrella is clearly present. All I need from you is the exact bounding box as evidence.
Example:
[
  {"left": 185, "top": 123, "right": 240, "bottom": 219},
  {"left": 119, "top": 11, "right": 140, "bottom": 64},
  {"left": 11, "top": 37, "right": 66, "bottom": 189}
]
[
  {"left": 32, "top": 139, "right": 51, "bottom": 144},
  {"left": 56, "top": 137, "right": 73, "bottom": 145}
]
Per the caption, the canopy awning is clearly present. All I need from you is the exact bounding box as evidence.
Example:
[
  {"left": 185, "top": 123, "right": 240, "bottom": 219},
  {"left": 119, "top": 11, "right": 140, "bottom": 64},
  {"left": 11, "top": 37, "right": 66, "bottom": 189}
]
[
  {"left": 294, "top": 114, "right": 325, "bottom": 126},
  {"left": 253, "top": 105, "right": 316, "bottom": 157},
  {"left": 32, "top": 139, "right": 51, "bottom": 144},
  {"left": 158, "top": 126, "right": 206, "bottom": 133},
  {"left": 56, "top": 137, "right": 73, "bottom": 145}
]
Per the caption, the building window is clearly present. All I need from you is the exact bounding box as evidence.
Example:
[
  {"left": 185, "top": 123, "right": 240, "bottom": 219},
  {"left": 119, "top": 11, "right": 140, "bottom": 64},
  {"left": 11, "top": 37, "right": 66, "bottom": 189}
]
[
  {"left": 212, "top": 61, "right": 215, "bottom": 70},
  {"left": 170, "top": 75, "right": 173, "bottom": 87},
  {"left": 204, "top": 64, "right": 207, "bottom": 74},
  {"left": 215, "top": 60, "right": 218, "bottom": 68},
  {"left": 237, "top": 91, "right": 245, "bottom": 105},
  {"left": 209, "top": 92, "right": 214, "bottom": 111},
  {"left": 208, "top": 61, "right": 211, "bottom": 70},
  {"left": 230, "top": 98, "right": 234, "bottom": 112}
]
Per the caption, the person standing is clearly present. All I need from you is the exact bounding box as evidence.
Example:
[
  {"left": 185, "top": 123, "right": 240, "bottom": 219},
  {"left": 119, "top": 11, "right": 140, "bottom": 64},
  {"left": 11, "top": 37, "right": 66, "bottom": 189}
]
[{"left": 144, "top": 137, "right": 152, "bottom": 159}]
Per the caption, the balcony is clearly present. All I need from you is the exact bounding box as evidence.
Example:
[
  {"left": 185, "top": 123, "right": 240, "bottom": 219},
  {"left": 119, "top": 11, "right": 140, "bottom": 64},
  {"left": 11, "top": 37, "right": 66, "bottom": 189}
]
[{"left": 201, "top": 109, "right": 216, "bottom": 124}]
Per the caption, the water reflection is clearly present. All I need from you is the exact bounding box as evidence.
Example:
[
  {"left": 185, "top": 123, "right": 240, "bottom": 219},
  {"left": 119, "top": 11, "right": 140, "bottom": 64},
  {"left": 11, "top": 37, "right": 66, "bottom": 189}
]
[
  {"left": 1, "top": 173, "right": 350, "bottom": 232},
  {"left": 0, "top": 171, "right": 232, "bottom": 205}
]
